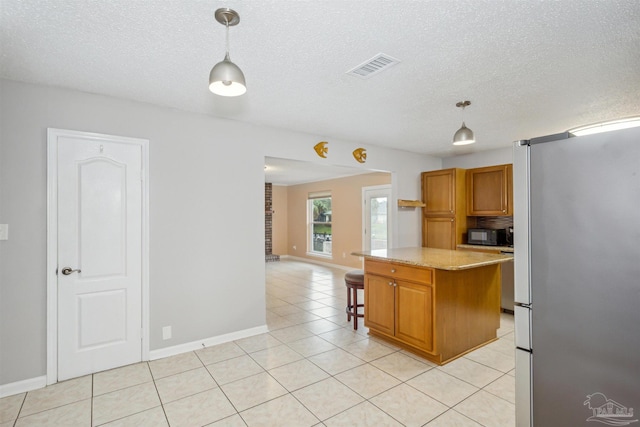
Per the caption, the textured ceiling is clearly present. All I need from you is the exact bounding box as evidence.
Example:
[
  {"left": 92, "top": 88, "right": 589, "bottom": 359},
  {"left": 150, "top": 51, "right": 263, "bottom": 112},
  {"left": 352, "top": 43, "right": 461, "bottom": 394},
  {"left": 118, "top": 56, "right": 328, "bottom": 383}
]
[{"left": 2, "top": 0, "right": 640, "bottom": 165}]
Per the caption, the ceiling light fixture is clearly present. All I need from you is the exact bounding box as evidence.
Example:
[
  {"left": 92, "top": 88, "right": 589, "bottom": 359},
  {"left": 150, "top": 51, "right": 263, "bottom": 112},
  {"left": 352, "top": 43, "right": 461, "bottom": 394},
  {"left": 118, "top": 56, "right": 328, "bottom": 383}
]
[
  {"left": 568, "top": 116, "right": 640, "bottom": 136},
  {"left": 453, "top": 100, "right": 475, "bottom": 145},
  {"left": 209, "top": 8, "right": 246, "bottom": 97}
]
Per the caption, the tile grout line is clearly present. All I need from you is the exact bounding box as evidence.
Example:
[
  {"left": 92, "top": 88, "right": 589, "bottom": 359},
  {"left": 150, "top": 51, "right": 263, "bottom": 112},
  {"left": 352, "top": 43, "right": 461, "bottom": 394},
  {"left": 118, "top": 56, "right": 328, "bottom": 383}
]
[
  {"left": 90, "top": 373, "right": 94, "bottom": 426},
  {"left": 146, "top": 360, "right": 172, "bottom": 427}
]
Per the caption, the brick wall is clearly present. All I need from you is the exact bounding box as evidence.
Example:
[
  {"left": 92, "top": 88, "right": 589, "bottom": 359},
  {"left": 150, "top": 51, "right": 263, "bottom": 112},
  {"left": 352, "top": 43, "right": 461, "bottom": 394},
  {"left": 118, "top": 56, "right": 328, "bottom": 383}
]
[{"left": 265, "top": 183, "right": 279, "bottom": 261}]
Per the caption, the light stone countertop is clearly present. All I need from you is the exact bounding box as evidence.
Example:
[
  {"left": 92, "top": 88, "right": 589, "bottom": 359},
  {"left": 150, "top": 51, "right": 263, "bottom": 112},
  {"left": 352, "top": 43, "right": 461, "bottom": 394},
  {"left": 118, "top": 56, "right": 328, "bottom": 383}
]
[{"left": 352, "top": 247, "right": 514, "bottom": 271}]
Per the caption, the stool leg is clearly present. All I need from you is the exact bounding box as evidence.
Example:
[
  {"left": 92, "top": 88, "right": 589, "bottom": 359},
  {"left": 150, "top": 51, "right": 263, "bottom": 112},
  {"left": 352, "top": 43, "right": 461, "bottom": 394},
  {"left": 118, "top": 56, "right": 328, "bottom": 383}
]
[
  {"left": 346, "top": 285, "right": 352, "bottom": 322},
  {"left": 353, "top": 287, "right": 358, "bottom": 330}
]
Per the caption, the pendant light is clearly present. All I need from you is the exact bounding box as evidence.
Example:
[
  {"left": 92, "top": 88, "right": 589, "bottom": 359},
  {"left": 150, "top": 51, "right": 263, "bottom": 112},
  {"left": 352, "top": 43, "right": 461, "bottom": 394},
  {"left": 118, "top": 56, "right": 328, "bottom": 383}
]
[
  {"left": 453, "top": 100, "right": 475, "bottom": 145},
  {"left": 209, "top": 8, "right": 246, "bottom": 97}
]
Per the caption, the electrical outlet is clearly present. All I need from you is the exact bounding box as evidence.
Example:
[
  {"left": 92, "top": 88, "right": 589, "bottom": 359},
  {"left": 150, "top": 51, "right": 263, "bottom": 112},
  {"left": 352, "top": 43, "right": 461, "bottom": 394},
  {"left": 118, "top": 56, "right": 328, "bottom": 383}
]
[
  {"left": 293, "top": 245, "right": 297, "bottom": 251},
  {"left": 342, "top": 252, "right": 346, "bottom": 258},
  {"left": 162, "top": 326, "right": 172, "bottom": 340},
  {"left": 0, "top": 224, "right": 8, "bottom": 241}
]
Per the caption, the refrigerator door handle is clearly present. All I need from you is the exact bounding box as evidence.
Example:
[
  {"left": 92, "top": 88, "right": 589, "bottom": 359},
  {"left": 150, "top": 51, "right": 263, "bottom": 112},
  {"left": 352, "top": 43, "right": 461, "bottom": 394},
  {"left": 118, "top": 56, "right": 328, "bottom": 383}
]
[
  {"left": 513, "top": 141, "right": 531, "bottom": 305},
  {"left": 515, "top": 305, "right": 532, "bottom": 351},
  {"left": 515, "top": 349, "right": 533, "bottom": 427}
]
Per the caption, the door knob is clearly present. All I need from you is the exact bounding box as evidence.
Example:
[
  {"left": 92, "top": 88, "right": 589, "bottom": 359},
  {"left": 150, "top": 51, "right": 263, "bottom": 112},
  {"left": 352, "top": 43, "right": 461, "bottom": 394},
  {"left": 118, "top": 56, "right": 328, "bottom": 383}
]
[{"left": 61, "top": 267, "right": 81, "bottom": 275}]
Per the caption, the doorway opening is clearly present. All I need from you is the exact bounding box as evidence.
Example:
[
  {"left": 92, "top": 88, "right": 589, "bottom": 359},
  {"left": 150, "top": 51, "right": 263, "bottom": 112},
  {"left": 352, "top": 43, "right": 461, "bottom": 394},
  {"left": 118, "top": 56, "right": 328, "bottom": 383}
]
[{"left": 363, "top": 185, "right": 392, "bottom": 251}]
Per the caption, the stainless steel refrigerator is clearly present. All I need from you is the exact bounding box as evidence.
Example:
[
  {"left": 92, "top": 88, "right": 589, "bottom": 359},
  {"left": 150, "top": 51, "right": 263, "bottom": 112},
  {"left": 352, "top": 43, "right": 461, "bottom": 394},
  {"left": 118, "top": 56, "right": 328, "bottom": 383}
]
[{"left": 513, "top": 127, "right": 640, "bottom": 426}]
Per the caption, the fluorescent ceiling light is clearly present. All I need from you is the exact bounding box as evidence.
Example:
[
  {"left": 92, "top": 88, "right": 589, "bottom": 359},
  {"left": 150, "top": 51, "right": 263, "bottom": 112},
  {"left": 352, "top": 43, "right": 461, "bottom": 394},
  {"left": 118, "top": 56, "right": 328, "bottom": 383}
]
[{"left": 569, "top": 117, "right": 640, "bottom": 136}]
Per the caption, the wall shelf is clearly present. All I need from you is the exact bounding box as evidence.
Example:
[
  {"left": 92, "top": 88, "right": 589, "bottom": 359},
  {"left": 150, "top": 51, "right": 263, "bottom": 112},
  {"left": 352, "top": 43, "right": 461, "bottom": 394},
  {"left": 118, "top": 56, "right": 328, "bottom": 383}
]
[{"left": 398, "top": 199, "right": 426, "bottom": 208}]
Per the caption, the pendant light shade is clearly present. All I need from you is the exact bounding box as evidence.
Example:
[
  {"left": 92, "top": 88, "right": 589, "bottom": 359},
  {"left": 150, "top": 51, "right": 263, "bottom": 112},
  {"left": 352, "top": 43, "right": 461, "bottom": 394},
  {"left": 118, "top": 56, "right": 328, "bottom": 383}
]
[
  {"left": 209, "top": 8, "right": 246, "bottom": 97},
  {"left": 453, "top": 122, "right": 475, "bottom": 145},
  {"left": 209, "top": 53, "right": 246, "bottom": 96},
  {"left": 452, "top": 101, "right": 475, "bottom": 145}
]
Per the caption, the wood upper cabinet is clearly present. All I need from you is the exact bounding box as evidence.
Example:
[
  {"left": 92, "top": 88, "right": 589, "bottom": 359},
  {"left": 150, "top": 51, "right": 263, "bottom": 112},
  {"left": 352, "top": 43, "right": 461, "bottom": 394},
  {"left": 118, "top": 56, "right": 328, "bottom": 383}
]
[
  {"left": 364, "top": 260, "right": 434, "bottom": 354},
  {"left": 466, "top": 164, "right": 513, "bottom": 216},
  {"left": 422, "top": 168, "right": 464, "bottom": 216},
  {"left": 421, "top": 168, "right": 466, "bottom": 249}
]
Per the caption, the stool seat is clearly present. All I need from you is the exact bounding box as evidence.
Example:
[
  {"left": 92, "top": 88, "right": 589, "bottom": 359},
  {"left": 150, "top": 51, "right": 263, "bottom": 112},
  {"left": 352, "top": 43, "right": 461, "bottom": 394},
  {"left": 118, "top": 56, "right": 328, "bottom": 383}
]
[
  {"left": 345, "top": 270, "right": 365, "bottom": 330},
  {"left": 345, "top": 270, "right": 364, "bottom": 286}
]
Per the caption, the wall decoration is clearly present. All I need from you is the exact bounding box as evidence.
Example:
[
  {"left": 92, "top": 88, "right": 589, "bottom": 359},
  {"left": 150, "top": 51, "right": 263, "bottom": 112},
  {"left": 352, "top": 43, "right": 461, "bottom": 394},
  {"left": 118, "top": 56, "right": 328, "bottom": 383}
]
[
  {"left": 313, "top": 141, "right": 328, "bottom": 158},
  {"left": 352, "top": 148, "right": 367, "bottom": 163}
]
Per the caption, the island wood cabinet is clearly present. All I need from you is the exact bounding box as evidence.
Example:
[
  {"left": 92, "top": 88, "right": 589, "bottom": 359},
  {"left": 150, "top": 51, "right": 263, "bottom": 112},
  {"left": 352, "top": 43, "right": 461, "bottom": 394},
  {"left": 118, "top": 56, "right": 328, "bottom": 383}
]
[
  {"left": 466, "top": 164, "right": 513, "bottom": 216},
  {"left": 364, "top": 260, "right": 434, "bottom": 352},
  {"left": 362, "top": 255, "right": 502, "bottom": 365},
  {"left": 421, "top": 168, "right": 467, "bottom": 249}
]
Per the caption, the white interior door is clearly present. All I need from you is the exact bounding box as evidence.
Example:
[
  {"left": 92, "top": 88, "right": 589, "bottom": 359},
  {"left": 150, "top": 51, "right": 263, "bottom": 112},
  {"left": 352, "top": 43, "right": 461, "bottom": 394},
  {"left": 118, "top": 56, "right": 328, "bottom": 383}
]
[
  {"left": 363, "top": 185, "right": 392, "bottom": 251},
  {"left": 53, "top": 131, "right": 144, "bottom": 381}
]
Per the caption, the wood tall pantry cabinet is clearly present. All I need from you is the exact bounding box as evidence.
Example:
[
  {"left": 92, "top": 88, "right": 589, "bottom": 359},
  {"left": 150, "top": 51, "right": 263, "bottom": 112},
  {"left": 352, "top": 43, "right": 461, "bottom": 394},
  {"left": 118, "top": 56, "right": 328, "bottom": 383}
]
[{"left": 421, "top": 168, "right": 466, "bottom": 250}]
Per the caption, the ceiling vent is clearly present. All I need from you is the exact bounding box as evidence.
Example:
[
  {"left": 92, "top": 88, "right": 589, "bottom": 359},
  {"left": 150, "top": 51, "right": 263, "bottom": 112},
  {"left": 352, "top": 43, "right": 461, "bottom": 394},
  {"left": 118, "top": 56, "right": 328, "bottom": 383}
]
[{"left": 346, "top": 53, "right": 401, "bottom": 79}]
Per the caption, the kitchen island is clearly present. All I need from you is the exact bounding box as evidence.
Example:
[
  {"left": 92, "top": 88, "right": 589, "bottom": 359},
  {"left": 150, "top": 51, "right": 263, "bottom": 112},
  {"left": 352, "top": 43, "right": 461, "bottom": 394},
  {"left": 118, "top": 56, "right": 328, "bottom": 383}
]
[{"left": 352, "top": 247, "right": 513, "bottom": 365}]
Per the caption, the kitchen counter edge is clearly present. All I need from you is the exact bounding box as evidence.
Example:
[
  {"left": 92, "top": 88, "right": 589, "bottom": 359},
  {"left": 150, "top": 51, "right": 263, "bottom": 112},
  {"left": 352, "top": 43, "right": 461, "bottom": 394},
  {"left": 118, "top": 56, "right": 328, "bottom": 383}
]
[{"left": 352, "top": 247, "right": 513, "bottom": 271}]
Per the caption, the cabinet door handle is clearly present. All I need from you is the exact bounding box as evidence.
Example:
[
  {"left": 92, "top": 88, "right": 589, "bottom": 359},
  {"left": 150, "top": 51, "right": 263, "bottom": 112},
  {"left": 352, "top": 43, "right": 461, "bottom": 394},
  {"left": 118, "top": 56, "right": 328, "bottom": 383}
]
[
  {"left": 393, "top": 282, "right": 397, "bottom": 287},
  {"left": 388, "top": 281, "right": 394, "bottom": 286},
  {"left": 390, "top": 269, "right": 396, "bottom": 273}
]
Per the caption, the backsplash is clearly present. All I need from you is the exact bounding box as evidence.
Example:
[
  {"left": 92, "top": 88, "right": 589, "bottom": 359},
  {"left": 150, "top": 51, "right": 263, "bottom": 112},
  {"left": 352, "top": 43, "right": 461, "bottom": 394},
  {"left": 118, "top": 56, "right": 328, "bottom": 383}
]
[{"left": 475, "top": 216, "right": 513, "bottom": 230}]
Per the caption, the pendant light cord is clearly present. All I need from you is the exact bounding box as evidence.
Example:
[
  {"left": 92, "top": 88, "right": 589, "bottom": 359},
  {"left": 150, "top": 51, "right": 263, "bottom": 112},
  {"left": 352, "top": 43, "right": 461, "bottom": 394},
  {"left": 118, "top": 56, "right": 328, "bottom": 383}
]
[
  {"left": 225, "top": 20, "right": 230, "bottom": 59},
  {"left": 456, "top": 100, "right": 471, "bottom": 124}
]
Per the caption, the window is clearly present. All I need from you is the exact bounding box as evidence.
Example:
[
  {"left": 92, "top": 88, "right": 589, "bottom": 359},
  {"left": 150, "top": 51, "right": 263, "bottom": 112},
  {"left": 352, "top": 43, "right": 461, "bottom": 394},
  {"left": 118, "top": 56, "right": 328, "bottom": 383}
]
[{"left": 308, "top": 194, "right": 332, "bottom": 255}]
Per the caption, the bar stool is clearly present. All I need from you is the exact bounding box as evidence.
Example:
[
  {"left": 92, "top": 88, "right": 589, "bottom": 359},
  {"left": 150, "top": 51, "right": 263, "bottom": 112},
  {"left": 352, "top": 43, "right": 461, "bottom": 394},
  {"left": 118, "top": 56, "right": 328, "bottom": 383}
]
[{"left": 345, "top": 269, "right": 365, "bottom": 330}]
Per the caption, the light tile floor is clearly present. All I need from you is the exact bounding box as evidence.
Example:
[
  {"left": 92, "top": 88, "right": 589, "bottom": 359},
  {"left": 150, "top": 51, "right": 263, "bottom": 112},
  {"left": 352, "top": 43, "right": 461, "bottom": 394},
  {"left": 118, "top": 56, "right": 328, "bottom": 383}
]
[{"left": 0, "top": 259, "right": 516, "bottom": 427}]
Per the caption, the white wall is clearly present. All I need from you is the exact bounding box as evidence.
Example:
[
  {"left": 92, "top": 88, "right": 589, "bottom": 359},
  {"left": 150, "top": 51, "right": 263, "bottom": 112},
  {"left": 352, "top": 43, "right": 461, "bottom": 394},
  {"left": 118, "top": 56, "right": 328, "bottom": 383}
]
[
  {"left": 0, "top": 79, "right": 441, "bottom": 387},
  {"left": 442, "top": 147, "right": 513, "bottom": 169}
]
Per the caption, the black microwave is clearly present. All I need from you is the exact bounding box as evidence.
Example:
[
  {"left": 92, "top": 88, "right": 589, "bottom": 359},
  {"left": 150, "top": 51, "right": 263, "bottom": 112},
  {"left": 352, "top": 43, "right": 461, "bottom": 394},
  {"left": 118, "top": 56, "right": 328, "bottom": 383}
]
[{"left": 467, "top": 228, "right": 506, "bottom": 246}]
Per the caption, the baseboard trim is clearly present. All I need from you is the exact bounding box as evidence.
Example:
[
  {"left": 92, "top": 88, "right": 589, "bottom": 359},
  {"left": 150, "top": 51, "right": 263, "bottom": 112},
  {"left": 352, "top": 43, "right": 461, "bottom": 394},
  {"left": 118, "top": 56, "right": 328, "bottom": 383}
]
[
  {"left": 0, "top": 326, "right": 270, "bottom": 397},
  {"left": 148, "top": 325, "right": 269, "bottom": 361},
  {"left": 0, "top": 375, "right": 47, "bottom": 398},
  {"left": 282, "top": 255, "right": 355, "bottom": 272}
]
